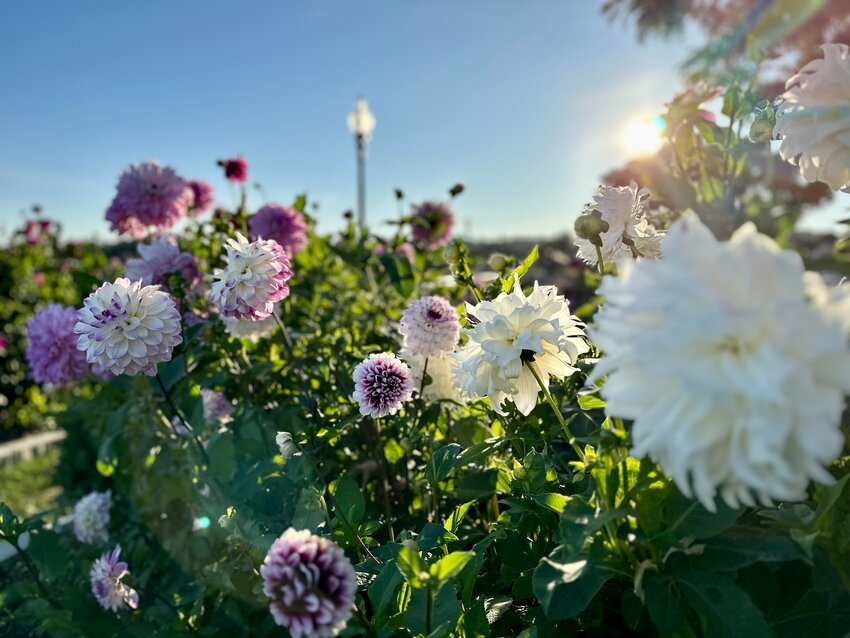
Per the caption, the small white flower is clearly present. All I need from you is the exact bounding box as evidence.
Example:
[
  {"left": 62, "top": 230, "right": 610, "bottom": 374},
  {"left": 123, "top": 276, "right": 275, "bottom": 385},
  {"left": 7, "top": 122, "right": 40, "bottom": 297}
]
[
  {"left": 73, "top": 490, "right": 112, "bottom": 545},
  {"left": 452, "top": 278, "right": 588, "bottom": 416},
  {"left": 403, "top": 350, "right": 466, "bottom": 403},
  {"left": 275, "top": 431, "right": 297, "bottom": 460},
  {"left": 209, "top": 233, "right": 292, "bottom": 320},
  {"left": 575, "top": 183, "right": 664, "bottom": 267},
  {"left": 399, "top": 295, "right": 461, "bottom": 357},
  {"left": 222, "top": 313, "right": 277, "bottom": 342},
  {"left": 75, "top": 278, "right": 182, "bottom": 377},
  {"left": 591, "top": 213, "right": 850, "bottom": 510},
  {"left": 775, "top": 43, "right": 850, "bottom": 191}
]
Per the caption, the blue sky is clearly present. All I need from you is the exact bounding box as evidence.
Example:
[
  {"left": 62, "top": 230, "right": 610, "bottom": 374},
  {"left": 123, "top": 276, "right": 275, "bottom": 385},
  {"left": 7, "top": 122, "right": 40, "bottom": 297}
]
[{"left": 2, "top": 1, "right": 838, "bottom": 242}]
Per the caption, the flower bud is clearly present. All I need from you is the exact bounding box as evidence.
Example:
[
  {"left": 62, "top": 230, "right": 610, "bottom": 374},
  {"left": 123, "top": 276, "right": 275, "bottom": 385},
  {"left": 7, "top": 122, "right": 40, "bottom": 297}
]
[
  {"left": 487, "top": 252, "right": 510, "bottom": 271},
  {"left": 514, "top": 466, "right": 529, "bottom": 481},
  {"left": 443, "top": 243, "right": 462, "bottom": 265},
  {"left": 574, "top": 210, "right": 610, "bottom": 248}
]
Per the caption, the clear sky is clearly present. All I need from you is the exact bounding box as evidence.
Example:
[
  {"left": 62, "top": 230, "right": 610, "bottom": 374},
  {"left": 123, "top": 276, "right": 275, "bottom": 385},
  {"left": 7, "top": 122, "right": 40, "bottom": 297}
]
[{"left": 5, "top": 1, "right": 835, "bottom": 243}]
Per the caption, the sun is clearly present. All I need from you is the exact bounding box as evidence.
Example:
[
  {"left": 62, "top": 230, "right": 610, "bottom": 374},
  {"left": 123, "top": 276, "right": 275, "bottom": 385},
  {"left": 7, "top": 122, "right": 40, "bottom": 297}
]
[{"left": 622, "top": 115, "right": 666, "bottom": 157}]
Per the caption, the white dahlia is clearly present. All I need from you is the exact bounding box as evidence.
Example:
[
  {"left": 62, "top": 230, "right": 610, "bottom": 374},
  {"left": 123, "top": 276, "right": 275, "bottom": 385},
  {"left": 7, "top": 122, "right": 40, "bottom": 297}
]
[
  {"left": 574, "top": 183, "right": 664, "bottom": 267},
  {"left": 75, "top": 278, "right": 182, "bottom": 376},
  {"left": 775, "top": 43, "right": 850, "bottom": 191},
  {"left": 209, "top": 233, "right": 292, "bottom": 320},
  {"left": 73, "top": 490, "right": 112, "bottom": 545},
  {"left": 222, "top": 313, "right": 277, "bottom": 342},
  {"left": 452, "top": 279, "right": 588, "bottom": 416},
  {"left": 591, "top": 213, "right": 850, "bottom": 510}
]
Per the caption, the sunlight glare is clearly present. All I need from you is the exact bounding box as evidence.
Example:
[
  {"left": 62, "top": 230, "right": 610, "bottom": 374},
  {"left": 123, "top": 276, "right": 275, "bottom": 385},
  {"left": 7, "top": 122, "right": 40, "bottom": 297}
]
[{"left": 623, "top": 115, "right": 665, "bottom": 157}]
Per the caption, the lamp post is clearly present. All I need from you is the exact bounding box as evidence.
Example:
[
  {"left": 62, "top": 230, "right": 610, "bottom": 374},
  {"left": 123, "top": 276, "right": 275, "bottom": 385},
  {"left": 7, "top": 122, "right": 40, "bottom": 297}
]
[{"left": 347, "top": 98, "right": 376, "bottom": 228}]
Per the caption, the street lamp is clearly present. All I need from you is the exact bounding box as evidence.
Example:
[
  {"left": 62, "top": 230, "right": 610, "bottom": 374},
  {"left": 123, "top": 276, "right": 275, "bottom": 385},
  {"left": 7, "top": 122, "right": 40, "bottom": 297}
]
[{"left": 347, "top": 98, "right": 376, "bottom": 228}]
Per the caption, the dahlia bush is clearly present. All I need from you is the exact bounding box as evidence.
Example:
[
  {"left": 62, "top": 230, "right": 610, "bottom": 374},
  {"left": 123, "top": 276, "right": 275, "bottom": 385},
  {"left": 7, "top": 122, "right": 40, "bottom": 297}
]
[{"left": 4, "top": 44, "right": 850, "bottom": 638}]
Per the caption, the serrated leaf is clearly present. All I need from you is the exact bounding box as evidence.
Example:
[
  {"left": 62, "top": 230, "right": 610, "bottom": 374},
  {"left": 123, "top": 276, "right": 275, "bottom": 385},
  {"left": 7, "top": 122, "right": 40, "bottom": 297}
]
[{"left": 677, "top": 569, "right": 772, "bottom": 638}]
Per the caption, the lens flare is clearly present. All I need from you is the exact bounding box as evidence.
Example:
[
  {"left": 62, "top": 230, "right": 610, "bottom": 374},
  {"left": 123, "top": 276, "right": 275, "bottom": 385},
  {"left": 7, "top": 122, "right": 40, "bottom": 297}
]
[{"left": 623, "top": 115, "right": 665, "bottom": 157}]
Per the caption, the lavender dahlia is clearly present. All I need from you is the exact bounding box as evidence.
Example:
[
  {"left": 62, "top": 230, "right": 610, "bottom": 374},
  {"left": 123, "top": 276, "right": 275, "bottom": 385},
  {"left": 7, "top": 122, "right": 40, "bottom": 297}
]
[
  {"left": 25, "top": 304, "right": 88, "bottom": 385},
  {"left": 90, "top": 545, "right": 139, "bottom": 612},
  {"left": 105, "top": 161, "right": 193, "bottom": 238},
  {"left": 260, "top": 528, "right": 356, "bottom": 638},
  {"left": 408, "top": 201, "right": 455, "bottom": 249},
  {"left": 73, "top": 490, "right": 112, "bottom": 545},
  {"left": 209, "top": 233, "right": 292, "bottom": 320},
  {"left": 353, "top": 352, "right": 413, "bottom": 417},
  {"left": 399, "top": 295, "right": 461, "bottom": 358},
  {"left": 249, "top": 204, "right": 310, "bottom": 256},
  {"left": 75, "top": 278, "right": 183, "bottom": 377},
  {"left": 125, "top": 236, "right": 200, "bottom": 289}
]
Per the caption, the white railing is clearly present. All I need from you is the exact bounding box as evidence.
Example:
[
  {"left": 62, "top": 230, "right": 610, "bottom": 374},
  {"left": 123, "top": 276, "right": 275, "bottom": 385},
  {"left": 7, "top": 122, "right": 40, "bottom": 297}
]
[{"left": 0, "top": 430, "right": 66, "bottom": 467}]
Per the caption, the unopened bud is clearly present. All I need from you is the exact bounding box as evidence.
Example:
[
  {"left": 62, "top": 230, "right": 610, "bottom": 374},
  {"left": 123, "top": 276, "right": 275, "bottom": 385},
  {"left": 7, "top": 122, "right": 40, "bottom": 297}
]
[
  {"left": 574, "top": 210, "right": 610, "bottom": 248},
  {"left": 514, "top": 466, "right": 529, "bottom": 481},
  {"left": 487, "top": 253, "right": 510, "bottom": 271},
  {"left": 443, "top": 243, "right": 462, "bottom": 265}
]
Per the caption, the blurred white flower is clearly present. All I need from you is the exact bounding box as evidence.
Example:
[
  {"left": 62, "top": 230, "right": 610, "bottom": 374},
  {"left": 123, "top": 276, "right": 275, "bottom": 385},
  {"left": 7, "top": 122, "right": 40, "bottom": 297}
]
[
  {"left": 591, "top": 213, "right": 850, "bottom": 510},
  {"left": 201, "top": 389, "right": 233, "bottom": 425},
  {"left": 275, "top": 432, "right": 297, "bottom": 460},
  {"left": 403, "top": 350, "right": 465, "bottom": 403},
  {"left": 574, "top": 183, "right": 664, "bottom": 267},
  {"left": 776, "top": 43, "right": 850, "bottom": 191},
  {"left": 399, "top": 295, "right": 460, "bottom": 357},
  {"left": 452, "top": 278, "right": 588, "bottom": 416},
  {"left": 223, "top": 314, "right": 277, "bottom": 342},
  {"left": 73, "top": 490, "right": 112, "bottom": 545}
]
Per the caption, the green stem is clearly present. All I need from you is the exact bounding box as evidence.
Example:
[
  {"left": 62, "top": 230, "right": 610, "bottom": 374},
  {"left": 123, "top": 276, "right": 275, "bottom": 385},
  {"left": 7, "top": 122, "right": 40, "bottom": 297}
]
[
  {"left": 526, "top": 362, "right": 585, "bottom": 462},
  {"left": 271, "top": 310, "right": 294, "bottom": 356},
  {"left": 11, "top": 538, "right": 59, "bottom": 608},
  {"left": 595, "top": 246, "right": 606, "bottom": 275},
  {"left": 425, "top": 583, "right": 433, "bottom": 635},
  {"left": 155, "top": 373, "right": 210, "bottom": 468}
]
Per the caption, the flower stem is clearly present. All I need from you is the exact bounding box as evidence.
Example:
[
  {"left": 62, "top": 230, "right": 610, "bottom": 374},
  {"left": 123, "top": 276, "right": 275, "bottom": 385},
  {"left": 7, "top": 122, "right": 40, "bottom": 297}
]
[
  {"left": 595, "top": 246, "right": 606, "bottom": 274},
  {"left": 155, "top": 373, "right": 210, "bottom": 468},
  {"left": 271, "top": 310, "right": 294, "bottom": 356},
  {"left": 10, "top": 538, "right": 60, "bottom": 608},
  {"left": 526, "top": 362, "right": 585, "bottom": 463}
]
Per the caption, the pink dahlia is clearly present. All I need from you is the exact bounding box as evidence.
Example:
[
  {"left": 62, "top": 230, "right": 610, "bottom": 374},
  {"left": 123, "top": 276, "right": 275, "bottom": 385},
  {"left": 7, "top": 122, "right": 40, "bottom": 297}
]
[
  {"left": 25, "top": 304, "right": 89, "bottom": 385},
  {"left": 409, "top": 201, "right": 455, "bottom": 249},
  {"left": 219, "top": 157, "right": 249, "bottom": 183},
  {"left": 187, "top": 180, "right": 215, "bottom": 216},
  {"left": 105, "top": 161, "right": 193, "bottom": 238},
  {"left": 209, "top": 233, "right": 292, "bottom": 320},
  {"left": 261, "top": 528, "right": 356, "bottom": 638},
  {"left": 352, "top": 352, "right": 413, "bottom": 417},
  {"left": 399, "top": 295, "right": 460, "bottom": 358},
  {"left": 249, "top": 204, "right": 309, "bottom": 256},
  {"left": 125, "top": 236, "right": 200, "bottom": 290}
]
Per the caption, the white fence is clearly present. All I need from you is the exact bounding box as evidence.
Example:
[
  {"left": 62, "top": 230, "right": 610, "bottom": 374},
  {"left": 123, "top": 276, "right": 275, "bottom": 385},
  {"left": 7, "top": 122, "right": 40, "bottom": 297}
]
[{"left": 0, "top": 429, "right": 66, "bottom": 467}]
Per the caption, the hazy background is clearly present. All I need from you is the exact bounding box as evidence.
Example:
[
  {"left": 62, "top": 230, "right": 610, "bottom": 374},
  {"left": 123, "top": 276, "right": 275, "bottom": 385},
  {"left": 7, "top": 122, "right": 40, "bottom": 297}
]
[{"left": 0, "top": 1, "right": 844, "bottom": 242}]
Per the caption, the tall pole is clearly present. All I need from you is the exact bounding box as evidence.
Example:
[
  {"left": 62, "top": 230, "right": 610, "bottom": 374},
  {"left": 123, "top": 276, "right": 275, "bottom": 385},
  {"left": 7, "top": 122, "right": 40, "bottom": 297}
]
[{"left": 356, "top": 134, "right": 367, "bottom": 229}]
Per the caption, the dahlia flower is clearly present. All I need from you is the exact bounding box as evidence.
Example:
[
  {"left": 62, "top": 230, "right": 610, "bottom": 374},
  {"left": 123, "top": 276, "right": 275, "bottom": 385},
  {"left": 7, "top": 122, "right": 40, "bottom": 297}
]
[
  {"left": 403, "top": 351, "right": 465, "bottom": 403},
  {"left": 574, "top": 183, "right": 664, "bottom": 267},
  {"left": 201, "top": 389, "right": 233, "bottom": 425},
  {"left": 249, "top": 204, "right": 309, "bottom": 256},
  {"left": 373, "top": 242, "right": 415, "bottom": 262},
  {"left": 105, "top": 161, "right": 193, "bottom": 237},
  {"left": 187, "top": 180, "right": 215, "bottom": 216},
  {"left": 222, "top": 314, "right": 277, "bottom": 342},
  {"left": 590, "top": 213, "right": 850, "bottom": 510},
  {"left": 775, "top": 43, "right": 850, "bottom": 191},
  {"left": 352, "top": 352, "right": 414, "bottom": 417},
  {"left": 452, "top": 279, "right": 588, "bottom": 416},
  {"left": 220, "top": 157, "right": 249, "bottom": 183},
  {"left": 90, "top": 545, "right": 139, "bottom": 612},
  {"left": 125, "top": 236, "right": 200, "bottom": 289},
  {"left": 25, "top": 304, "right": 88, "bottom": 385},
  {"left": 209, "top": 233, "right": 292, "bottom": 320},
  {"left": 399, "top": 295, "right": 461, "bottom": 358},
  {"left": 408, "top": 201, "right": 455, "bottom": 248},
  {"left": 75, "top": 278, "right": 183, "bottom": 376},
  {"left": 73, "top": 490, "right": 112, "bottom": 545},
  {"left": 260, "top": 528, "right": 356, "bottom": 638},
  {"left": 276, "top": 431, "right": 297, "bottom": 460}
]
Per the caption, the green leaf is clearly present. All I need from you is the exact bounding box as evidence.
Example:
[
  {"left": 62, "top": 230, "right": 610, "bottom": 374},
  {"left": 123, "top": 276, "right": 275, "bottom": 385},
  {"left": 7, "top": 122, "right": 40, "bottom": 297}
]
[
  {"left": 455, "top": 469, "right": 498, "bottom": 501},
  {"left": 501, "top": 245, "right": 538, "bottom": 292},
  {"left": 27, "top": 530, "right": 64, "bottom": 580},
  {"left": 405, "top": 582, "right": 462, "bottom": 637},
  {"left": 368, "top": 559, "right": 405, "bottom": 626},
  {"left": 419, "top": 523, "right": 459, "bottom": 552},
  {"left": 532, "top": 542, "right": 624, "bottom": 620},
  {"left": 334, "top": 475, "right": 366, "bottom": 526},
  {"left": 677, "top": 568, "right": 772, "bottom": 638},
  {"left": 643, "top": 572, "right": 693, "bottom": 637},
  {"left": 529, "top": 492, "right": 570, "bottom": 513},
  {"left": 577, "top": 394, "right": 606, "bottom": 411},
  {"left": 379, "top": 254, "right": 416, "bottom": 297},
  {"left": 430, "top": 551, "right": 474, "bottom": 586},
  {"left": 429, "top": 443, "right": 462, "bottom": 484},
  {"left": 396, "top": 542, "right": 429, "bottom": 588},
  {"left": 444, "top": 501, "right": 473, "bottom": 533},
  {"left": 208, "top": 432, "right": 236, "bottom": 482}
]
